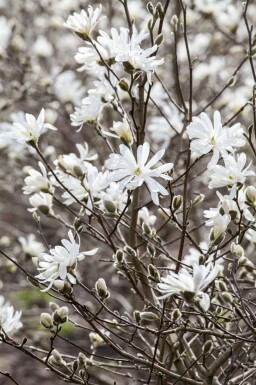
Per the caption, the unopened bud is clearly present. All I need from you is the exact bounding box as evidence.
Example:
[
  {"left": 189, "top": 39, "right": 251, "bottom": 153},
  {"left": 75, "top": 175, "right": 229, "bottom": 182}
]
[
  {"left": 227, "top": 76, "right": 236, "bottom": 86},
  {"left": 147, "top": 2, "right": 155, "bottom": 15},
  {"left": 140, "top": 311, "right": 159, "bottom": 321},
  {"left": 40, "top": 313, "right": 53, "bottom": 329},
  {"left": 142, "top": 222, "right": 152, "bottom": 236},
  {"left": 134, "top": 310, "right": 141, "bottom": 324},
  {"left": 222, "top": 292, "right": 233, "bottom": 304},
  {"left": 95, "top": 278, "right": 110, "bottom": 300},
  {"left": 171, "top": 15, "right": 179, "bottom": 31},
  {"left": 154, "top": 33, "right": 164, "bottom": 46},
  {"left": 148, "top": 264, "right": 160, "bottom": 282},
  {"left": 218, "top": 281, "right": 228, "bottom": 292},
  {"left": 118, "top": 78, "right": 129, "bottom": 92},
  {"left": 245, "top": 186, "right": 256, "bottom": 207},
  {"left": 49, "top": 302, "right": 59, "bottom": 312},
  {"left": 203, "top": 340, "right": 213, "bottom": 354},
  {"left": 53, "top": 280, "right": 73, "bottom": 295},
  {"left": 53, "top": 306, "right": 69, "bottom": 324},
  {"left": 147, "top": 243, "right": 155, "bottom": 257},
  {"left": 123, "top": 61, "right": 134, "bottom": 74},
  {"left": 192, "top": 194, "right": 205, "bottom": 205},
  {"left": 238, "top": 256, "right": 248, "bottom": 267},
  {"left": 172, "top": 195, "right": 183, "bottom": 212},
  {"left": 230, "top": 243, "right": 244, "bottom": 257},
  {"left": 156, "top": 2, "right": 164, "bottom": 18},
  {"left": 171, "top": 309, "right": 181, "bottom": 321},
  {"left": 114, "top": 249, "right": 125, "bottom": 264},
  {"left": 78, "top": 353, "right": 87, "bottom": 369},
  {"left": 124, "top": 246, "right": 137, "bottom": 257}
]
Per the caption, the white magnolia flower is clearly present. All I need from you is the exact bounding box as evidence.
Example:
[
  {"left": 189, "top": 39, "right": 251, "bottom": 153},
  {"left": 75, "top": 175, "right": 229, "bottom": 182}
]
[
  {"left": 64, "top": 5, "right": 104, "bottom": 37},
  {"left": 70, "top": 95, "right": 104, "bottom": 130},
  {"left": 95, "top": 27, "right": 164, "bottom": 83},
  {"left": 186, "top": 111, "right": 246, "bottom": 169},
  {"left": 53, "top": 70, "right": 86, "bottom": 105},
  {"left": 209, "top": 153, "right": 255, "bottom": 191},
  {"left": 29, "top": 192, "right": 54, "bottom": 215},
  {"left": 103, "top": 119, "right": 133, "bottom": 147},
  {"left": 23, "top": 162, "right": 53, "bottom": 195},
  {"left": 18, "top": 234, "right": 45, "bottom": 257},
  {"left": 55, "top": 142, "right": 97, "bottom": 178},
  {"left": 100, "top": 182, "right": 129, "bottom": 213},
  {"left": 183, "top": 241, "right": 224, "bottom": 271},
  {"left": 35, "top": 230, "right": 98, "bottom": 290},
  {"left": 204, "top": 190, "right": 253, "bottom": 224},
  {"left": 62, "top": 164, "right": 109, "bottom": 208},
  {"left": 0, "top": 296, "right": 22, "bottom": 335},
  {"left": 157, "top": 263, "right": 220, "bottom": 311},
  {"left": 106, "top": 142, "right": 173, "bottom": 205},
  {"left": 138, "top": 207, "right": 157, "bottom": 226},
  {"left": 4, "top": 109, "right": 57, "bottom": 144},
  {"left": 208, "top": 213, "right": 231, "bottom": 244}
]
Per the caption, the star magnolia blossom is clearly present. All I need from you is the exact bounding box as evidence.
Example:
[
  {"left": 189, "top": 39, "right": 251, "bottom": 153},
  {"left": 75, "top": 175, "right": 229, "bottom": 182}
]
[
  {"left": 10, "top": 108, "right": 56, "bottom": 144},
  {"left": 186, "top": 111, "right": 245, "bottom": 169},
  {"left": 209, "top": 153, "right": 255, "bottom": 192},
  {"left": 23, "top": 161, "right": 53, "bottom": 195},
  {"left": 29, "top": 192, "right": 54, "bottom": 215},
  {"left": 208, "top": 213, "right": 231, "bottom": 244},
  {"left": 18, "top": 234, "right": 45, "bottom": 257},
  {"left": 64, "top": 5, "right": 104, "bottom": 37},
  {"left": 106, "top": 142, "right": 173, "bottom": 205},
  {"left": 36, "top": 230, "right": 98, "bottom": 291},
  {"left": 0, "top": 296, "right": 22, "bottom": 335},
  {"left": 157, "top": 263, "right": 220, "bottom": 311}
]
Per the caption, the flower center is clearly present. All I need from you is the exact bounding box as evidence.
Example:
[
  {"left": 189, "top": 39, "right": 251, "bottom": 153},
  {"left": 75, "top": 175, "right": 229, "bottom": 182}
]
[
  {"left": 134, "top": 167, "right": 142, "bottom": 176},
  {"left": 210, "top": 136, "right": 216, "bottom": 145}
]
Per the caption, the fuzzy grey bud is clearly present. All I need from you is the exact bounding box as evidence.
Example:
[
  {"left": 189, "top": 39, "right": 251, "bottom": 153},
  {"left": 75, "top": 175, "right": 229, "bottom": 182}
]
[
  {"left": 40, "top": 313, "right": 53, "bottom": 329},
  {"left": 203, "top": 340, "right": 213, "bottom": 354},
  {"left": 95, "top": 278, "right": 110, "bottom": 300}
]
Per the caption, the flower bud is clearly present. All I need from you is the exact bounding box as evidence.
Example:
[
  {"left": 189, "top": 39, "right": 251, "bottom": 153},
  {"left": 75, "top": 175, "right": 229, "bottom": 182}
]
[
  {"left": 245, "top": 186, "right": 256, "bottom": 207},
  {"left": 95, "top": 278, "right": 110, "bottom": 300},
  {"left": 53, "top": 306, "right": 69, "bottom": 324},
  {"left": 142, "top": 222, "right": 152, "bottom": 236},
  {"left": 218, "top": 281, "right": 228, "bottom": 292},
  {"left": 147, "top": 2, "right": 155, "bottom": 15},
  {"left": 238, "top": 256, "right": 248, "bottom": 268},
  {"left": 192, "top": 194, "right": 205, "bottom": 205},
  {"left": 148, "top": 264, "right": 160, "bottom": 282},
  {"left": 156, "top": 2, "right": 164, "bottom": 18},
  {"left": 78, "top": 353, "right": 87, "bottom": 369},
  {"left": 140, "top": 311, "right": 159, "bottom": 322},
  {"left": 49, "top": 302, "right": 59, "bottom": 312},
  {"left": 221, "top": 292, "right": 233, "bottom": 304},
  {"left": 171, "top": 15, "right": 179, "bottom": 31},
  {"left": 154, "top": 33, "right": 164, "bottom": 46},
  {"left": 53, "top": 280, "right": 73, "bottom": 295},
  {"left": 203, "top": 340, "right": 213, "bottom": 354},
  {"left": 226, "top": 76, "right": 236, "bottom": 86},
  {"left": 118, "top": 78, "right": 129, "bottom": 92},
  {"left": 134, "top": 310, "right": 141, "bottom": 324},
  {"left": 172, "top": 195, "right": 183, "bottom": 212},
  {"left": 147, "top": 243, "right": 155, "bottom": 257},
  {"left": 124, "top": 246, "right": 137, "bottom": 257},
  {"left": 114, "top": 250, "right": 125, "bottom": 264},
  {"left": 230, "top": 243, "right": 244, "bottom": 257},
  {"left": 40, "top": 312, "right": 53, "bottom": 329},
  {"left": 171, "top": 309, "right": 181, "bottom": 321},
  {"left": 51, "top": 349, "right": 66, "bottom": 366}
]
